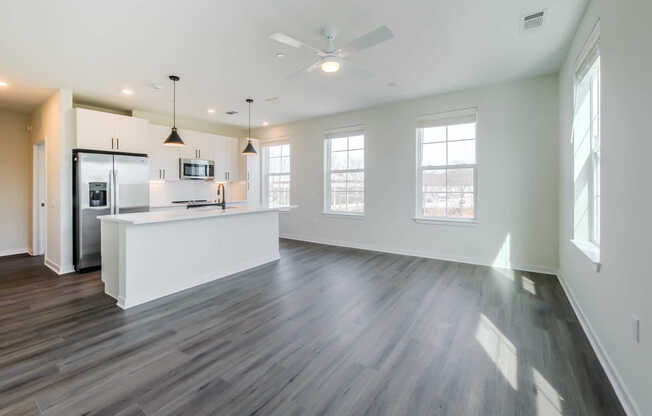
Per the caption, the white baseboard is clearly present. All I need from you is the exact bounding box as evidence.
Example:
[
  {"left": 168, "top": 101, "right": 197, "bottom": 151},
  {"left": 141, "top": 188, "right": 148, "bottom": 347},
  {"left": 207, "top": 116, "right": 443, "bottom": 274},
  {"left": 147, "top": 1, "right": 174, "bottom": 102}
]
[
  {"left": 44, "top": 257, "right": 75, "bottom": 275},
  {"left": 0, "top": 248, "right": 29, "bottom": 257},
  {"left": 558, "top": 274, "right": 641, "bottom": 416},
  {"left": 279, "top": 234, "right": 558, "bottom": 276}
]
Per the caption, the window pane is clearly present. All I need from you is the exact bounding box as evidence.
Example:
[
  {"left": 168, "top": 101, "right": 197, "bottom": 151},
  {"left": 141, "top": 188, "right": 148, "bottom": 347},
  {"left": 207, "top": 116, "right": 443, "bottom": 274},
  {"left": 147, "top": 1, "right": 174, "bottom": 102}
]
[
  {"left": 331, "top": 151, "right": 347, "bottom": 170},
  {"left": 279, "top": 191, "right": 289, "bottom": 207},
  {"left": 423, "top": 126, "right": 446, "bottom": 143},
  {"left": 423, "top": 193, "right": 446, "bottom": 217},
  {"left": 269, "top": 145, "right": 281, "bottom": 157},
  {"left": 347, "top": 192, "right": 364, "bottom": 212},
  {"left": 447, "top": 193, "right": 474, "bottom": 218},
  {"left": 348, "top": 149, "right": 364, "bottom": 169},
  {"left": 269, "top": 157, "right": 281, "bottom": 173},
  {"left": 281, "top": 144, "right": 290, "bottom": 156},
  {"left": 330, "top": 173, "right": 346, "bottom": 191},
  {"left": 448, "top": 122, "right": 476, "bottom": 141},
  {"left": 349, "top": 135, "right": 364, "bottom": 150},
  {"left": 281, "top": 156, "right": 290, "bottom": 173},
  {"left": 446, "top": 168, "right": 474, "bottom": 192},
  {"left": 347, "top": 172, "right": 364, "bottom": 191},
  {"left": 422, "top": 169, "right": 445, "bottom": 193},
  {"left": 331, "top": 137, "right": 347, "bottom": 151},
  {"left": 447, "top": 140, "right": 475, "bottom": 165},
  {"left": 422, "top": 142, "right": 446, "bottom": 166},
  {"left": 331, "top": 192, "right": 347, "bottom": 211}
]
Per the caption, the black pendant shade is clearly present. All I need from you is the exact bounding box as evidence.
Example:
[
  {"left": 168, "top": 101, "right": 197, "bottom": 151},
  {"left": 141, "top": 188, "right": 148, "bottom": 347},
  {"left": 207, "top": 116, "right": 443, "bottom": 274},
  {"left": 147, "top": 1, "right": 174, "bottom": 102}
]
[
  {"left": 164, "top": 75, "right": 184, "bottom": 147},
  {"left": 242, "top": 98, "right": 257, "bottom": 155},
  {"left": 164, "top": 127, "right": 184, "bottom": 147},
  {"left": 242, "top": 140, "right": 257, "bottom": 155}
]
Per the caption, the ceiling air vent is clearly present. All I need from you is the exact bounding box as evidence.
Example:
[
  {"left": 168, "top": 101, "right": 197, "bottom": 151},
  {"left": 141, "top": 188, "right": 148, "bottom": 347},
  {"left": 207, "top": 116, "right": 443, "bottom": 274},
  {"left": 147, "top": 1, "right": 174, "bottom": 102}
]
[
  {"left": 523, "top": 11, "right": 544, "bottom": 31},
  {"left": 225, "top": 110, "right": 238, "bottom": 115}
]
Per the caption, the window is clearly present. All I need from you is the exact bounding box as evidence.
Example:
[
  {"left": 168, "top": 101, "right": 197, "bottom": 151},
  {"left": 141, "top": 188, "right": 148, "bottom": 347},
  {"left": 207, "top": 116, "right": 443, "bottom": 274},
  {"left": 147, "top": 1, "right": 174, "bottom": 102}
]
[
  {"left": 263, "top": 143, "right": 290, "bottom": 208},
  {"left": 416, "top": 109, "right": 477, "bottom": 221},
  {"left": 572, "top": 23, "right": 600, "bottom": 250},
  {"left": 324, "top": 132, "right": 364, "bottom": 214}
]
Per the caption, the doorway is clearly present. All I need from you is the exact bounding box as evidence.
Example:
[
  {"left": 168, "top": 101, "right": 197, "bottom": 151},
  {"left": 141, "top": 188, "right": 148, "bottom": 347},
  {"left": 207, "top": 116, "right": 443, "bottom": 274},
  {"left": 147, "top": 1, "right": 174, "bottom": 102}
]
[{"left": 32, "top": 142, "right": 46, "bottom": 256}]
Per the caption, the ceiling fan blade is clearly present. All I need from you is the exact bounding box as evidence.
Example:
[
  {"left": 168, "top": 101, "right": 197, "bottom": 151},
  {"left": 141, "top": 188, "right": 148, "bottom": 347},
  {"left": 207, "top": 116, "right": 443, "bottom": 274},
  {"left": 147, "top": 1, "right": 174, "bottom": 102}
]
[
  {"left": 342, "top": 59, "right": 374, "bottom": 80},
  {"left": 269, "top": 32, "right": 323, "bottom": 54},
  {"left": 343, "top": 25, "right": 394, "bottom": 55},
  {"left": 287, "top": 60, "right": 321, "bottom": 80}
]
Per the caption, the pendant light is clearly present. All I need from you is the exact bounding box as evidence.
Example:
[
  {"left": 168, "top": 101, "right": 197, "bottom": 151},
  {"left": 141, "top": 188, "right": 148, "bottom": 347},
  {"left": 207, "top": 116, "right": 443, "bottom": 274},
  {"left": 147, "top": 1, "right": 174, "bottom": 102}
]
[
  {"left": 164, "top": 75, "right": 184, "bottom": 147},
  {"left": 242, "top": 98, "right": 257, "bottom": 155}
]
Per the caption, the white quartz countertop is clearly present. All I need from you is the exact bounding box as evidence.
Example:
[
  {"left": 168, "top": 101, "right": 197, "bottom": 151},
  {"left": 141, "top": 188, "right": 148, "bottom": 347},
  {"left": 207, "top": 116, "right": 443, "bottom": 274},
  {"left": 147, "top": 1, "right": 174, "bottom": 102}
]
[{"left": 99, "top": 206, "right": 286, "bottom": 225}]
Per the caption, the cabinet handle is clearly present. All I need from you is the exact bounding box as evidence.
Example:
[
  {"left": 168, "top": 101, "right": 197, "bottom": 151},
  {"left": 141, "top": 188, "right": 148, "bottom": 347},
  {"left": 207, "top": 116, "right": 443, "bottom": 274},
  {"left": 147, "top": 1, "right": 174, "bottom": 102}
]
[
  {"left": 116, "top": 138, "right": 120, "bottom": 150},
  {"left": 111, "top": 138, "right": 114, "bottom": 149},
  {"left": 163, "top": 169, "right": 166, "bottom": 180}
]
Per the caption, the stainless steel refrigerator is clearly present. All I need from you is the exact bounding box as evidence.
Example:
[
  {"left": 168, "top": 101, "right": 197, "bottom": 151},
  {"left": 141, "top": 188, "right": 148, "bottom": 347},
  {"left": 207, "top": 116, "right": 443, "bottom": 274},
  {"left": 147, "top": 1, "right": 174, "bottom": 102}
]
[{"left": 73, "top": 149, "right": 150, "bottom": 271}]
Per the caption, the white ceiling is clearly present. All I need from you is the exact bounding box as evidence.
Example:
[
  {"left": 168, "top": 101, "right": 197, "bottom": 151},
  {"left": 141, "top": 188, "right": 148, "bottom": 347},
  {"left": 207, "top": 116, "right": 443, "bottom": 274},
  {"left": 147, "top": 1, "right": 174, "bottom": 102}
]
[{"left": 0, "top": 0, "right": 586, "bottom": 125}]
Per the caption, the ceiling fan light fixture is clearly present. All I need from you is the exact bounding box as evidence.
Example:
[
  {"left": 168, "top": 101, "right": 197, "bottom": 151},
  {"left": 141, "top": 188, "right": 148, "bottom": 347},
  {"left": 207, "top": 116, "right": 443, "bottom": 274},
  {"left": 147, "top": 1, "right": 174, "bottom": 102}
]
[{"left": 321, "top": 60, "right": 340, "bottom": 73}]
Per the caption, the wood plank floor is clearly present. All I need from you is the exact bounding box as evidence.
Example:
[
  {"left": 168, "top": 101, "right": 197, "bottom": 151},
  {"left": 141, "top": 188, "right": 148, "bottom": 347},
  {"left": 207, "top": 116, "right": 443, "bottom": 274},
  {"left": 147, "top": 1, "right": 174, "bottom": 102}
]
[{"left": 0, "top": 239, "right": 624, "bottom": 416}]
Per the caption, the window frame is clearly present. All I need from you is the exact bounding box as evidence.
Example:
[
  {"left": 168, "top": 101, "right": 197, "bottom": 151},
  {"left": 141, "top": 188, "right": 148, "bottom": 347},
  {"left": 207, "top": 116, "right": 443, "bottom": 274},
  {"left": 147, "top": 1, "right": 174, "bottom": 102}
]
[
  {"left": 262, "top": 141, "right": 291, "bottom": 209},
  {"left": 323, "top": 130, "right": 366, "bottom": 216},
  {"left": 414, "top": 110, "right": 478, "bottom": 224},
  {"left": 571, "top": 21, "right": 601, "bottom": 264}
]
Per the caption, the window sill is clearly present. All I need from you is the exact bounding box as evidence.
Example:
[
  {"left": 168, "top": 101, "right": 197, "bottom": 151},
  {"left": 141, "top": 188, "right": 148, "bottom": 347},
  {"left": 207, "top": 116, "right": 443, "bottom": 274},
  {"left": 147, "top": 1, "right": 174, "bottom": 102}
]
[
  {"left": 571, "top": 239, "right": 601, "bottom": 272},
  {"left": 413, "top": 217, "right": 478, "bottom": 227},
  {"left": 321, "top": 211, "right": 365, "bottom": 220}
]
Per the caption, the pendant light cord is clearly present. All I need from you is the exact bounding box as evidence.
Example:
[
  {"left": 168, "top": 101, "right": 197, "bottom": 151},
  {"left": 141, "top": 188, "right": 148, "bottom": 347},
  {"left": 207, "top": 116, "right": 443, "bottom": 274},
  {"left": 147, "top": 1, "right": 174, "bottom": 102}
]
[
  {"left": 172, "top": 78, "right": 176, "bottom": 128},
  {"left": 248, "top": 100, "right": 251, "bottom": 141}
]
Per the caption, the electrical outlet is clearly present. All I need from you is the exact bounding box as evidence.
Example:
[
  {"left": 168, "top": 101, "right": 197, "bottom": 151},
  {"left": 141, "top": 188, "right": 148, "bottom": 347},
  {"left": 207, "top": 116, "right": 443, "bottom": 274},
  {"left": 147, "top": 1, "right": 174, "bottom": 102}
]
[{"left": 632, "top": 315, "right": 640, "bottom": 344}]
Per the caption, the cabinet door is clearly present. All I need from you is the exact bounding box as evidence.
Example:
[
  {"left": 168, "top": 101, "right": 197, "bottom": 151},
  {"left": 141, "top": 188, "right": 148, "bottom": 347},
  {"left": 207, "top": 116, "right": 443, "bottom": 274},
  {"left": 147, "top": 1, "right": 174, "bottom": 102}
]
[
  {"left": 148, "top": 124, "right": 181, "bottom": 181},
  {"left": 211, "top": 135, "right": 229, "bottom": 182},
  {"left": 75, "top": 108, "right": 117, "bottom": 151},
  {"left": 195, "top": 132, "right": 216, "bottom": 162},
  {"left": 226, "top": 137, "right": 242, "bottom": 181},
  {"left": 114, "top": 115, "right": 149, "bottom": 153}
]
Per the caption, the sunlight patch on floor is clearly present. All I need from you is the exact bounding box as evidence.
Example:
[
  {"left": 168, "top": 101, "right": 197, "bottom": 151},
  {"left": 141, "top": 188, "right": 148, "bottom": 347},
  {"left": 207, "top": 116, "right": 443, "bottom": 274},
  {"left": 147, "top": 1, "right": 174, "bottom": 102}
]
[
  {"left": 475, "top": 313, "right": 518, "bottom": 390},
  {"left": 521, "top": 275, "right": 537, "bottom": 295},
  {"left": 533, "top": 368, "right": 565, "bottom": 415}
]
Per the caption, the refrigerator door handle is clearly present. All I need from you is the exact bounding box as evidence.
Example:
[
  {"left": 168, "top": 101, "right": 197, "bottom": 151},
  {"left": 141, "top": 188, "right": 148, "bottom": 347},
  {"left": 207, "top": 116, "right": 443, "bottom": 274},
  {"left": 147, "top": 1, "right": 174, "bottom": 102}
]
[
  {"left": 114, "top": 170, "right": 120, "bottom": 214},
  {"left": 108, "top": 169, "right": 114, "bottom": 214}
]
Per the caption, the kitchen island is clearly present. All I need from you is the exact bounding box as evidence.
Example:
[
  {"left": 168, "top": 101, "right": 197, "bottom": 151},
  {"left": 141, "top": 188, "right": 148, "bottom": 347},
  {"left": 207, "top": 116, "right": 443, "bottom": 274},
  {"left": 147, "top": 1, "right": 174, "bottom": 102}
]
[{"left": 99, "top": 206, "right": 281, "bottom": 309}]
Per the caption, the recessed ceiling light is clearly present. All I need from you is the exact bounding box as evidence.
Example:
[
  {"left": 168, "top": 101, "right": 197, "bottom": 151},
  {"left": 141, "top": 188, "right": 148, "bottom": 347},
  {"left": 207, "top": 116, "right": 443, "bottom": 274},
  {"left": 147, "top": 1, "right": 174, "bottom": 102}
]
[
  {"left": 275, "top": 52, "right": 285, "bottom": 59},
  {"left": 262, "top": 121, "right": 269, "bottom": 126},
  {"left": 121, "top": 88, "right": 134, "bottom": 95},
  {"left": 0, "top": 81, "right": 8, "bottom": 87},
  {"left": 207, "top": 108, "right": 216, "bottom": 114}
]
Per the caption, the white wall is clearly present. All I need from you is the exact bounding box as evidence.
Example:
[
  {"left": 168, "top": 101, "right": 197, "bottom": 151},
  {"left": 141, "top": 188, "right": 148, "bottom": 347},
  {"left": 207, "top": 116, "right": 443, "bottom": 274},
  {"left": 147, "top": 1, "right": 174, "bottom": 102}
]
[
  {"left": 558, "top": 1, "right": 650, "bottom": 415},
  {"left": 29, "top": 89, "right": 75, "bottom": 274},
  {"left": 0, "top": 110, "right": 31, "bottom": 255},
  {"left": 258, "top": 74, "right": 559, "bottom": 272}
]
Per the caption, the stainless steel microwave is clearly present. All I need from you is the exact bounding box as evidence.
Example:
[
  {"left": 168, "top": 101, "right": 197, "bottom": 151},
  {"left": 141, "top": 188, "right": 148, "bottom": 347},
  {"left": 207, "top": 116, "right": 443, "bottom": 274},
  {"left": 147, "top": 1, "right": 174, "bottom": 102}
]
[{"left": 179, "top": 158, "right": 215, "bottom": 180}]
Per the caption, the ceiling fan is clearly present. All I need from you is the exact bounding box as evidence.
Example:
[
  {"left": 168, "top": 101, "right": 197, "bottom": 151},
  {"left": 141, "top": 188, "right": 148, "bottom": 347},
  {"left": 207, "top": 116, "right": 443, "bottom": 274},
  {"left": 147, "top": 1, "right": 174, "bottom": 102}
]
[{"left": 269, "top": 25, "right": 394, "bottom": 80}]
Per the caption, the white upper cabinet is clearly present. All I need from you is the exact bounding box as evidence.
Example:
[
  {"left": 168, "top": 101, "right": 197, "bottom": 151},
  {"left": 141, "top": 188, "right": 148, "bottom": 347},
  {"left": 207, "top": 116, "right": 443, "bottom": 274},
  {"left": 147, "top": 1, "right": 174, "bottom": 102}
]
[
  {"left": 76, "top": 108, "right": 149, "bottom": 153},
  {"left": 148, "top": 124, "right": 181, "bottom": 181},
  {"left": 226, "top": 137, "right": 241, "bottom": 181},
  {"left": 75, "top": 108, "right": 119, "bottom": 151}
]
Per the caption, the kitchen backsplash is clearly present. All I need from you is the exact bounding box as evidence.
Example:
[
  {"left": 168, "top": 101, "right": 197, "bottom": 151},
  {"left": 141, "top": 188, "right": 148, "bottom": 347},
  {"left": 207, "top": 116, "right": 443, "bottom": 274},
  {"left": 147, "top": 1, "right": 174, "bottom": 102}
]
[{"left": 149, "top": 180, "right": 246, "bottom": 207}]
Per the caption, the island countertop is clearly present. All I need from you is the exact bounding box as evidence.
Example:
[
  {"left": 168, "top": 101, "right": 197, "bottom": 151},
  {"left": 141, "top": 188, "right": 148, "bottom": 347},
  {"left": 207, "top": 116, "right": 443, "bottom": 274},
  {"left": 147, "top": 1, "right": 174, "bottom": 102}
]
[{"left": 98, "top": 206, "right": 292, "bottom": 225}]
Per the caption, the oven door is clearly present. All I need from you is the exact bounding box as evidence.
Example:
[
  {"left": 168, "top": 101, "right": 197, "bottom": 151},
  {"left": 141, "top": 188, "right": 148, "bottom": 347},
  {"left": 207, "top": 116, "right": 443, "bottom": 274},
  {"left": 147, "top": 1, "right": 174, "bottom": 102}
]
[{"left": 180, "top": 159, "right": 215, "bottom": 180}]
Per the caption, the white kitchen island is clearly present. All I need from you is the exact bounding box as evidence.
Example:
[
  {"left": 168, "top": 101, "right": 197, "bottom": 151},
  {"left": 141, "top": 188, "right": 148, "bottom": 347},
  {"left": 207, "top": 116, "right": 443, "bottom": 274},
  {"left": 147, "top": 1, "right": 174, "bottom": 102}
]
[{"left": 99, "top": 206, "right": 281, "bottom": 309}]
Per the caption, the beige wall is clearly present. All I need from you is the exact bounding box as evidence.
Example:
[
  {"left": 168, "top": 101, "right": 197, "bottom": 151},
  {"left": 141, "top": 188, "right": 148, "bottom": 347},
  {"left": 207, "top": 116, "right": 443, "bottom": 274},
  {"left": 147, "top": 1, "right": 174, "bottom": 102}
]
[
  {"left": 132, "top": 109, "right": 246, "bottom": 138},
  {"left": 0, "top": 110, "right": 30, "bottom": 255},
  {"left": 558, "top": 1, "right": 650, "bottom": 415},
  {"left": 258, "top": 74, "right": 559, "bottom": 272},
  {"left": 29, "top": 89, "right": 75, "bottom": 273}
]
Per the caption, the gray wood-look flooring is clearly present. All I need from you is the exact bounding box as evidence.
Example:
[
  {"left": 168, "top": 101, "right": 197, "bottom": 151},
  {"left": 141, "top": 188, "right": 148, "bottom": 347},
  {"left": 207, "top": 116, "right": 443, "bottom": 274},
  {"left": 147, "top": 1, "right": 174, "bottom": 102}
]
[{"left": 0, "top": 239, "right": 624, "bottom": 416}]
